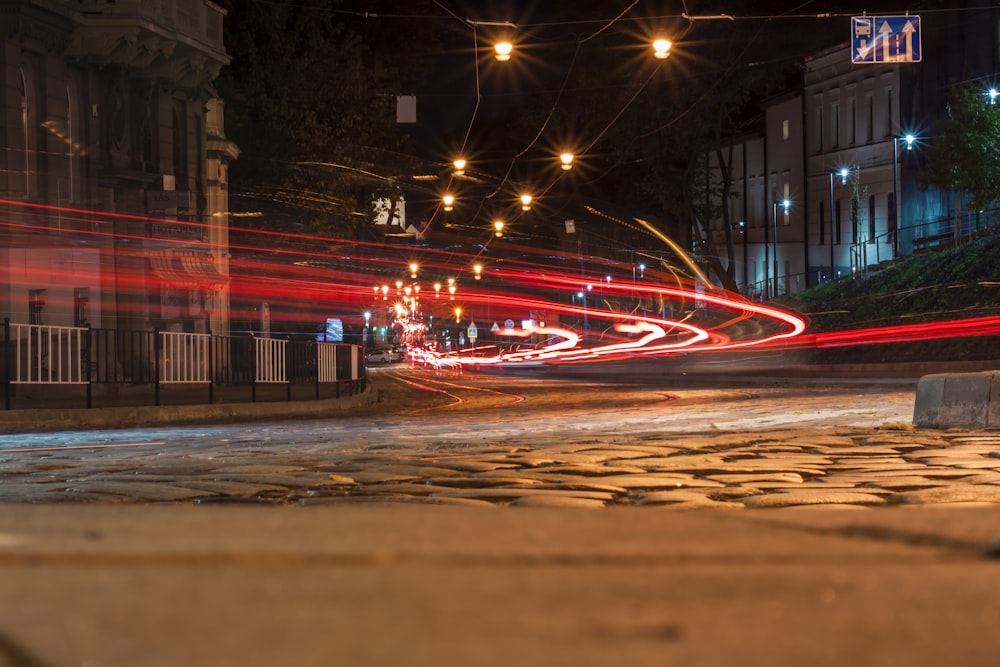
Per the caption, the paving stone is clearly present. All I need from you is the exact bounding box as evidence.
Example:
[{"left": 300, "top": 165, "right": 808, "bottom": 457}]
[
  {"left": 857, "top": 477, "right": 953, "bottom": 490},
  {"left": 891, "top": 483, "right": 1000, "bottom": 505},
  {"left": 509, "top": 495, "right": 608, "bottom": 508},
  {"left": 527, "top": 481, "right": 630, "bottom": 494},
  {"left": 632, "top": 490, "right": 745, "bottom": 509},
  {"left": 594, "top": 474, "right": 724, "bottom": 489},
  {"left": 706, "top": 472, "right": 805, "bottom": 485},
  {"left": 422, "top": 476, "right": 544, "bottom": 488},
  {"left": 173, "top": 480, "right": 292, "bottom": 496},
  {"left": 423, "top": 460, "right": 521, "bottom": 473},
  {"left": 209, "top": 473, "right": 341, "bottom": 488},
  {"left": 351, "top": 483, "right": 458, "bottom": 496},
  {"left": 329, "top": 471, "right": 418, "bottom": 484},
  {"left": 741, "top": 491, "right": 888, "bottom": 508},
  {"left": 206, "top": 464, "right": 307, "bottom": 473},
  {"left": 528, "top": 464, "right": 650, "bottom": 476},
  {"left": 430, "top": 488, "right": 617, "bottom": 502},
  {"left": 65, "top": 481, "right": 213, "bottom": 502}
]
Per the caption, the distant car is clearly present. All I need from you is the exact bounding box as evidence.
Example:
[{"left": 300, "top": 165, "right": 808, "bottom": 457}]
[
  {"left": 389, "top": 346, "right": 405, "bottom": 362},
  {"left": 366, "top": 349, "right": 391, "bottom": 364}
]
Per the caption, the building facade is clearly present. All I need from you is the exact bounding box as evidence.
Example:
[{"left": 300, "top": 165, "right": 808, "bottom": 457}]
[
  {"left": 0, "top": 0, "right": 237, "bottom": 333},
  {"left": 709, "top": 5, "right": 1000, "bottom": 298}
]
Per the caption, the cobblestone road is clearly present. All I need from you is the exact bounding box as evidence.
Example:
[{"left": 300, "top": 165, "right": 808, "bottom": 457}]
[{"left": 2, "top": 367, "right": 999, "bottom": 509}]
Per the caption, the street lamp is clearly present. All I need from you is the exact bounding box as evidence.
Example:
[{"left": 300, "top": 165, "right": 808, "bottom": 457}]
[
  {"left": 442, "top": 194, "right": 455, "bottom": 211},
  {"left": 453, "top": 158, "right": 466, "bottom": 176},
  {"left": 652, "top": 38, "right": 672, "bottom": 59},
  {"left": 519, "top": 194, "right": 533, "bottom": 211},
  {"left": 559, "top": 152, "right": 574, "bottom": 170},
  {"left": 771, "top": 198, "right": 790, "bottom": 298},
  {"left": 494, "top": 40, "right": 513, "bottom": 62},
  {"left": 409, "top": 262, "right": 418, "bottom": 279},
  {"left": 473, "top": 263, "right": 483, "bottom": 280},
  {"left": 828, "top": 168, "right": 850, "bottom": 282},
  {"left": 892, "top": 133, "right": 915, "bottom": 258},
  {"left": 493, "top": 220, "right": 505, "bottom": 237}
]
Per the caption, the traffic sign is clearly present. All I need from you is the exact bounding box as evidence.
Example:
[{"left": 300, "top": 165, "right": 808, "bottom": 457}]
[
  {"left": 468, "top": 321, "right": 478, "bottom": 342},
  {"left": 852, "top": 15, "right": 921, "bottom": 64}
]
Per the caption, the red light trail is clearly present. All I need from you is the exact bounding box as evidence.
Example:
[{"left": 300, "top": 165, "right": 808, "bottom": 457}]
[{"left": 2, "top": 198, "right": 997, "bottom": 368}]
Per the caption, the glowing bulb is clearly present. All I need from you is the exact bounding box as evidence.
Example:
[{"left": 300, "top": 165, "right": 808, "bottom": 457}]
[
  {"left": 494, "top": 41, "right": 512, "bottom": 61},
  {"left": 653, "top": 39, "right": 672, "bottom": 59},
  {"left": 559, "top": 153, "right": 574, "bottom": 170}
]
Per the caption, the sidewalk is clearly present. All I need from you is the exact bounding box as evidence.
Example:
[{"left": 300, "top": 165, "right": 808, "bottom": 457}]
[{"left": 1, "top": 504, "right": 999, "bottom": 666}]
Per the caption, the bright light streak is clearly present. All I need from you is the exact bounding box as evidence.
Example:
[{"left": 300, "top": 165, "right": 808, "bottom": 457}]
[{"left": 6, "top": 198, "right": 997, "bottom": 373}]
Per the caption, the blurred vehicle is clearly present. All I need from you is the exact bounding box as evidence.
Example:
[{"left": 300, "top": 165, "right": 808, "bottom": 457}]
[
  {"left": 365, "top": 349, "right": 392, "bottom": 364},
  {"left": 367, "top": 346, "right": 404, "bottom": 364}
]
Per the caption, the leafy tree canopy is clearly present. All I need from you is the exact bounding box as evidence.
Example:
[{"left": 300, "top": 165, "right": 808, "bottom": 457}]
[
  {"left": 919, "top": 82, "right": 1000, "bottom": 213},
  {"left": 217, "top": 0, "right": 441, "bottom": 240}
]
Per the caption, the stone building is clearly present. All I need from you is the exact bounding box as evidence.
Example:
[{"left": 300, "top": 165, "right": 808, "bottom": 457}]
[
  {"left": 0, "top": 0, "right": 237, "bottom": 334},
  {"left": 709, "top": 5, "right": 1000, "bottom": 298}
]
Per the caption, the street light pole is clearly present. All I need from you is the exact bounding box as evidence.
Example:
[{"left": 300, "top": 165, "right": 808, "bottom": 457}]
[
  {"left": 891, "top": 134, "right": 914, "bottom": 259},
  {"left": 771, "top": 199, "right": 789, "bottom": 298},
  {"left": 828, "top": 172, "right": 835, "bottom": 282}
]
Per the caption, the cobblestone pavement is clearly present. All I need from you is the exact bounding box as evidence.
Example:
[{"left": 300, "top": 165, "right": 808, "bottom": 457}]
[{"left": 2, "top": 367, "right": 999, "bottom": 509}]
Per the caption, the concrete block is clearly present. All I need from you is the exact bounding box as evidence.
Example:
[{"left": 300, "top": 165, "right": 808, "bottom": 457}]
[{"left": 913, "top": 371, "right": 997, "bottom": 429}]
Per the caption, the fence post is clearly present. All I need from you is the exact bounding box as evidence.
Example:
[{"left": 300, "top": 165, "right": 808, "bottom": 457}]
[
  {"left": 208, "top": 329, "right": 215, "bottom": 405},
  {"left": 85, "top": 326, "right": 93, "bottom": 409},
  {"left": 286, "top": 338, "right": 292, "bottom": 402},
  {"left": 250, "top": 334, "right": 257, "bottom": 403},
  {"left": 153, "top": 328, "right": 161, "bottom": 406},
  {"left": 3, "top": 318, "right": 10, "bottom": 411}
]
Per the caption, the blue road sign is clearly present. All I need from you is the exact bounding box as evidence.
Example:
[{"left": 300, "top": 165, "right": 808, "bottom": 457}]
[{"left": 852, "top": 15, "right": 921, "bottom": 64}]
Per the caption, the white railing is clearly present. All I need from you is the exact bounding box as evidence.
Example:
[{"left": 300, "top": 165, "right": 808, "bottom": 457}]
[
  {"left": 317, "top": 342, "right": 338, "bottom": 383},
  {"left": 9, "top": 323, "right": 87, "bottom": 384},
  {"left": 159, "top": 331, "right": 210, "bottom": 383},
  {"left": 254, "top": 337, "right": 287, "bottom": 383}
]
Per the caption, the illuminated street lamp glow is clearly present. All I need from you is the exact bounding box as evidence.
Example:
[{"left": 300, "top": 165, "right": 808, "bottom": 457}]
[
  {"left": 990, "top": 88, "right": 999, "bottom": 104},
  {"left": 442, "top": 194, "right": 455, "bottom": 211},
  {"left": 519, "top": 193, "right": 533, "bottom": 210},
  {"left": 839, "top": 167, "right": 850, "bottom": 185},
  {"left": 454, "top": 306, "right": 462, "bottom": 321},
  {"left": 559, "top": 152, "right": 574, "bottom": 170},
  {"left": 473, "top": 263, "right": 483, "bottom": 280},
  {"left": 904, "top": 133, "right": 915, "bottom": 149},
  {"left": 453, "top": 158, "right": 466, "bottom": 176},
  {"left": 493, "top": 220, "right": 505, "bottom": 237},
  {"left": 494, "top": 41, "right": 512, "bottom": 61},
  {"left": 653, "top": 39, "right": 672, "bottom": 59},
  {"left": 409, "top": 262, "right": 419, "bottom": 278}
]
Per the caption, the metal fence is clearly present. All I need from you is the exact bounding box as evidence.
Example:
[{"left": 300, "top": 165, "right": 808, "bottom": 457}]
[{"left": 2, "top": 319, "right": 366, "bottom": 410}]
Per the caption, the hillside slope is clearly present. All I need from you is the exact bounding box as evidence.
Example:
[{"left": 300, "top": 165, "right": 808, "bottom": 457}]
[{"left": 776, "top": 233, "right": 1000, "bottom": 363}]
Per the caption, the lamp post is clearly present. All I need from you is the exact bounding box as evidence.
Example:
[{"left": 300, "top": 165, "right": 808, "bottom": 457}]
[
  {"left": 829, "top": 168, "right": 849, "bottom": 282},
  {"left": 771, "top": 199, "right": 790, "bottom": 298},
  {"left": 892, "top": 134, "right": 915, "bottom": 258}
]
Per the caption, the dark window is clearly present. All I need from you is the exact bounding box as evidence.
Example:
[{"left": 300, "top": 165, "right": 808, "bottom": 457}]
[
  {"left": 834, "top": 199, "right": 842, "bottom": 245},
  {"left": 869, "top": 195, "right": 877, "bottom": 241},
  {"left": 28, "top": 289, "right": 46, "bottom": 325},
  {"left": 819, "top": 201, "right": 826, "bottom": 245}
]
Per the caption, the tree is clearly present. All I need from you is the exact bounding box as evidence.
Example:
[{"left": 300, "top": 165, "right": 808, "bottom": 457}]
[
  {"left": 920, "top": 83, "right": 1000, "bottom": 214},
  {"left": 217, "top": 0, "right": 441, "bottom": 240}
]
